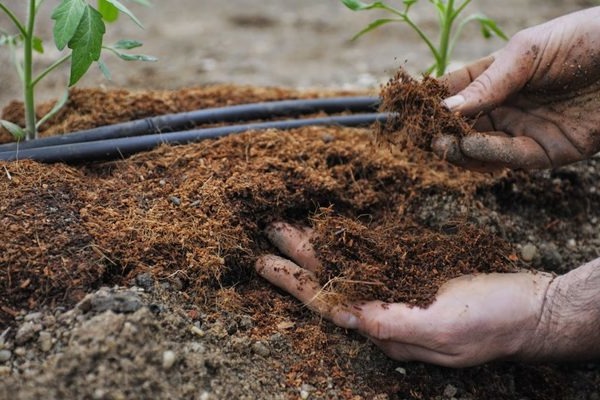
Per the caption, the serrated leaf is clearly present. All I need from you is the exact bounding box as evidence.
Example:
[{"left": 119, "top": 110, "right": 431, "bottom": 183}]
[
  {"left": 51, "top": 0, "right": 87, "bottom": 51},
  {"left": 100, "top": 0, "right": 144, "bottom": 28},
  {"left": 98, "top": 0, "right": 119, "bottom": 22},
  {"left": 113, "top": 39, "right": 143, "bottom": 49},
  {"left": 352, "top": 18, "right": 400, "bottom": 40},
  {"left": 98, "top": 58, "right": 112, "bottom": 80},
  {"left": 68, "top": 5, "right": 106, "bottom": 86},
  {"left": 0, "top": 119, "right": 26, "bottom": 140},
  {"left": 33, "top": 36, "right": 44, "bottom": 53}
]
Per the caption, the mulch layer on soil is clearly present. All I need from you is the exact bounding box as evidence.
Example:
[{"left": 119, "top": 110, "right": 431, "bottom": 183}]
[{"left": 1, "top": 85, "right": 599, "bottom": 399}]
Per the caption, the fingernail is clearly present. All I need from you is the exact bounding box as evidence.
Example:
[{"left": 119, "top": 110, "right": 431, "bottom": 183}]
[
  {"left": 442, "top": 95, "right": 465, "bottom": 111},
  {"left": 335, "top": 311, "right": 359, "bottom": 329}
]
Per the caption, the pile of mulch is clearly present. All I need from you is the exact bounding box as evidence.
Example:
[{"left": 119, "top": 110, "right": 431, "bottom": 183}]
[
  {"left": 311, "top": 212, "right": 519, "bottom": 306},
  {"left": 1, "top": 84, "right": 598, "bottom": 399}
]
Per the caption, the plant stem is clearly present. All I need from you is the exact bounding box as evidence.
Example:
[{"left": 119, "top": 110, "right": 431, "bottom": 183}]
[
  {"left": 436, "top": 0, "right": 455, "bottom": 77},
  {"left": 0, "top": 3, "right": 27, "bottom": 37},
  {"left": 32, "top": 54, "right": 71, "bottom": 87},
  {"left": 23, "top": 0, "right": 37, "bottom": 140}
]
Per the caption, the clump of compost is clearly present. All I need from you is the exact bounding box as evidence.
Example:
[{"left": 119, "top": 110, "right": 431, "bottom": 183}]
[
  {"left": 310, "top": 212, "right": 521, "bottom": 307},
  {"left": 378, "top": 68, "right": 475, "bottom": 151}
]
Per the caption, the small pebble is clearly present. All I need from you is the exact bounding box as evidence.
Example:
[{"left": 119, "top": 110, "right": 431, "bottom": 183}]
[
  {"left": 566, "top": 238, "right": 577, "bottom": 249},
  {"left": 238, "top": 315, "right": 253, "bottom": 331},
  {"left": 134, "top": 273, "right": 155, "bottom": 291},
  {"left": 162, "top": 350, "right": 176, "bottom": 370},
  {"left": 520, "top": 243, "right": 537, "bottom": 262},
  {"left": 159, "top": 179, "right": 166, "bottom": 186},
  {"left": 226, "top": 321, "right": 238, "bottom": 335},
  {"left": 14, "top": 347, "right": 26, "bottom": 357},
  {"left": 24, "top": 312, "right": 43, "bottom": 322},
  {"left": 170, "top": 196, "right": 181, "bottom": 206},
  {"left": 395, "top": 367, "right": 406, "bottom": 375},
  {"left": 0, "top": 366, "right": 10, "bottom": 376},
  {"left": 300, "top": 390, "right": 310, "bottom": 400},
  {"left": 190, "top": 326, "right": 205, "bottom": 337},
  {"left": 443, "top": 384, "right": 458, "bottom": 398},
  {"left": 0, "top": 350, "right": 11, "bottom": 362},
  {"left": 251, "top": 341, "right": 270, "bottom": 357},
  {"left": 15, "top": 322, "right": 41, "bottom": 345},
  {"left": 38, "top": 331, "right": 53, "bottom": 352}
]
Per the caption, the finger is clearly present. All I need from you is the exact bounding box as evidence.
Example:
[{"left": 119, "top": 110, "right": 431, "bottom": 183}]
[
  {"left": 431, "top": 135, "right": 504, "bottom": 173},
  {"left": 255, "top": 255, "right": 338, "bottom": 319},
  {"left": 487, "top": 108, "right": 585, "bottom": 166},
  {"left": 438, "top": 55, "right": 495, "bottom": 96},
  {"left": 265, "top": 222, "right": 321, "bottom": 272},
  {"left": 444, "top": 39, "right": 535, "bottom": 116},
  {"left": 460, "top": 133, "right": 553, "bottom": 170}
]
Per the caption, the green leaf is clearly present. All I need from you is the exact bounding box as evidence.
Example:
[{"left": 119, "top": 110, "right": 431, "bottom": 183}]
[
  {"left": 105, "top": 45, "right": 157, "bottom": 61},
  {"left": 51, "top": 0, "right": 87, "bottom": 51},
  {"left": 97, "top": 0, "right": 119, "bottom": 22},
  {"left": 113, "top": 52, "right": 156, "bottom": 62},
  {"left": 341, "top": 0, "right": 387, "bottom": 11},
  {"left": 351, "top": 18, "right": 402, "bottom": 40},
  {"left": 33, "top": 36, "right": 44, "bottom": 53},
  {"left": 127, "top": 0, "right": 151, "bottom": 6},
  {"left": 468, "top": 14, "right": 508, "bottom": 40},
  {"left": 68, "top": 5, "right": 106, "bottom": 86},
  {"left": 0, "top": 119, "right": 26, "bottom": 140},
  {"left": 100, "top": 0, "right": 144, "bottom": 28},
  {"left": 98, "top": 58, "right": 112, "bottom": 80},
  {"left": 113, "top": 39, "right": 143, "bottom": 49},
  {"left": 479, "top": 18, "right": 508, "bottom": 40}
]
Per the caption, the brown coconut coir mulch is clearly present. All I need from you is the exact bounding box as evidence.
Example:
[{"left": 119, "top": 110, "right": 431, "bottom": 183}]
[{"left": 1, "top": 81, "right": 599, "bottom": 399}]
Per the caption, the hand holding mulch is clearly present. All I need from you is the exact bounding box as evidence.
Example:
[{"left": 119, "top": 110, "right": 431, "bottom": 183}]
[
  {"left": 430, "top": 8, "right": 600, "bottom": 171},
  {"left": 255, "top": 222, "right": 557, "bottom": 368},
  {"left": 381, "top": 8, "right": 600, "bottom": 171}
]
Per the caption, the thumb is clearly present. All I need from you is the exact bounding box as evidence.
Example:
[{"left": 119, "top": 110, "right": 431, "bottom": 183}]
[{"left": 444, "top": 48, "right": 532, "bottom": 116}]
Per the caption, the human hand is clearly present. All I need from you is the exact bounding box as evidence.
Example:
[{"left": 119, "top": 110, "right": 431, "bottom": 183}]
[
  {"left": 433, "top": 7, "right": 600, "bottom": 170},
  {"left": 255, "top": 222, "right": 555, "bottom": 367}
]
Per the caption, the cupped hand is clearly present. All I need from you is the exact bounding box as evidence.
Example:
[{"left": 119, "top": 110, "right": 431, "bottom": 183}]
[
  {"left": 434, "top": 7, "right": 600, "bottom": 170},
  {"left": 255, "top": 222, "right": 555, "bottom": 367}
]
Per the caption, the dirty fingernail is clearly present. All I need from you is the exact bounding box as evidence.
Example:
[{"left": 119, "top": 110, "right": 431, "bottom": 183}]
[
  {"left": 442, "top": 95, "right": 465, "bottom": 111},
  {"left": 334, "top": 311, "right": 359, "bottom": 329}
]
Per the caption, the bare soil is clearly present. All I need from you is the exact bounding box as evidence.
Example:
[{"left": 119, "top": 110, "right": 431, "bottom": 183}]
[{"left": 0, "top": 85, "right": 599, "bottom": 399}]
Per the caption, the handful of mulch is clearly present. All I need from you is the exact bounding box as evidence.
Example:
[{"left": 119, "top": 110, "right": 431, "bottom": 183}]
[
  {"left": 309, "top": 212, "right": 520, "bottom": 307},
  {"left": 377, "top": 68, "right": 475, "bottom": 152}
]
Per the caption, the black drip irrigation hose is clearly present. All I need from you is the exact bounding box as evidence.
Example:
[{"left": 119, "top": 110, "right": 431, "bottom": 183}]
[
  {"left": 0, "top": 96, "right": 380, "bottom": 152},
  {"left": 0, "top": 113, "right": 389, "bottom": 163}
]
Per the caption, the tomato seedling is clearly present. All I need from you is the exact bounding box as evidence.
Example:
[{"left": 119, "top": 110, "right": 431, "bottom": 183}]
[
  {"left": 340, "top": 0, "right": 507, "bottom": 77},
  {"left": 0, "top": 0, "right": 156, "bottom": 141}
]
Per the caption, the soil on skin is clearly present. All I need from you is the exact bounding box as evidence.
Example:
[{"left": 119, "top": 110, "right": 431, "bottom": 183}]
[
  {"left": 377, "top": 68, "right": 474, "bottom": 152},
  {"left": 1, "top": 86, "right": 599, "bottom": 399}
]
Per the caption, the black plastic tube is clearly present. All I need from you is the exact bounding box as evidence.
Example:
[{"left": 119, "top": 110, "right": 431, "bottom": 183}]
[
  {"left": 0, "top": 96, "right": 379, "bottom": 152},
  {"left": 0, "top": 113, "right": 388, "bottom": 163}
]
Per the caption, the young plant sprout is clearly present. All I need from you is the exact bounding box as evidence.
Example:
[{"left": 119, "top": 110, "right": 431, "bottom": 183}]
[
  {"left": 340, "top": 0, "right": 507, "bottom": 76},
  {"left": 0, "top": 0, "right": 156, "bottom": 141}
]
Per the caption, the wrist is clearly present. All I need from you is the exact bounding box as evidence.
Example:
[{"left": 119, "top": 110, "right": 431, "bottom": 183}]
[{"left": 524, "top": 259, "right": 600, "bottom": 362}]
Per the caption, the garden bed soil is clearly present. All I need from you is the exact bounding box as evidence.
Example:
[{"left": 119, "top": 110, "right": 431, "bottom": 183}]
[{"left": 1, "top": 86, "right": 599, "bottom": 399}]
